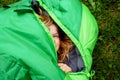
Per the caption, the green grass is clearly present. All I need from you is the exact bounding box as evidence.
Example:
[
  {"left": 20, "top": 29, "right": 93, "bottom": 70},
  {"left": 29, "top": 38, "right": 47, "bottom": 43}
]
[
  {"left": 0, "top": 0, "right": 18, "bottom": 7},
  {"left": 0, "top": 0, "right": 120, "bottom": 80}
]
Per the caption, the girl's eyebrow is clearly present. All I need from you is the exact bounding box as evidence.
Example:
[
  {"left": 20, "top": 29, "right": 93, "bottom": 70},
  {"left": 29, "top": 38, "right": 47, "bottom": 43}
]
[{"left": 53, "top": 32, "right": 59, "bottom": 35}]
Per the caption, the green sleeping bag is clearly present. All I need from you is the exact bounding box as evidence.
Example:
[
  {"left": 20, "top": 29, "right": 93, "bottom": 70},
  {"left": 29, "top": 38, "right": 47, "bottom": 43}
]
[{"left": 0, "top": 0, "right": 98, "bottom": 80}]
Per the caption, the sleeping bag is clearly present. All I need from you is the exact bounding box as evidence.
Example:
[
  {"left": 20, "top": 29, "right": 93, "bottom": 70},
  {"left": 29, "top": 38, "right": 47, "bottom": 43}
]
[{"left": 0, "top": 0, "right": 98, "bottom": 80}]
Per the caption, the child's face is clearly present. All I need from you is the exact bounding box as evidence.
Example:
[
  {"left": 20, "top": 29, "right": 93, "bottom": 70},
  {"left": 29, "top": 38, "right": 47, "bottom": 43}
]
[{"left": 48, "top": 24, "right": 60, "bottom": 51}]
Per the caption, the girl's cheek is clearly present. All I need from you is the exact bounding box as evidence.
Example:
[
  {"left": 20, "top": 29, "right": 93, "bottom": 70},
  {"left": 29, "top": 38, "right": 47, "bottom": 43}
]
[{"left": 54, "top": 38, "right": 60, "bottom": 51}]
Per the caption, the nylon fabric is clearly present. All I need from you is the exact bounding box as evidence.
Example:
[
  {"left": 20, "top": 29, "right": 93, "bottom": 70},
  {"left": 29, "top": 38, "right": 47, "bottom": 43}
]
[
  {"left": 0, "top": 0, "right": 98, "bottom": 80},
  {"left": 0, "top": 1, "right": 65, "bottom": 79},
  {"left": 39, "top": 0, "right": 82, "bottom": 39}
]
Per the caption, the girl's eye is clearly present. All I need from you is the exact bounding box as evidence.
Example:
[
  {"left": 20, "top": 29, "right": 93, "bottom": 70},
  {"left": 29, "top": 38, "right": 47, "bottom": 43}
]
[
  {"left": 53, "top": 35, "right": 59, "bottom": 38},
  {"left": 53, "top": 34, "right": 59, "bottom": 38}
]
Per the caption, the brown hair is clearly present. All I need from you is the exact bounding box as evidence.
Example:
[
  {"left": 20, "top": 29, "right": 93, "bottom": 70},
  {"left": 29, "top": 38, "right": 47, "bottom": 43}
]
[{"left": 38, "top": 11, "right": 73, "bottom": 62}]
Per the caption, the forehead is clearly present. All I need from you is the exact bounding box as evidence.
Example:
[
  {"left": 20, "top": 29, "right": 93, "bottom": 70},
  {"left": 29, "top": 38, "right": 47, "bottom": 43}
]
[{"left": 48, "top": 24, "right": 58, "bottom": 34}]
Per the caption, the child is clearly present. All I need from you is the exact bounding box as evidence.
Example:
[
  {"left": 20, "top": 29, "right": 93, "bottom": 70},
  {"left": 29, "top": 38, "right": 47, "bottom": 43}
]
[{"left": 38, "top": 9, "right": 85, "bottom": 73}]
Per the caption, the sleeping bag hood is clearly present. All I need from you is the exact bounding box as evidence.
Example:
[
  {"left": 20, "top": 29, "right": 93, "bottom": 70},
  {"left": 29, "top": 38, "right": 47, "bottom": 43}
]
[{"left": 0, "top": 0, "right": 98, "bottom": 80}]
